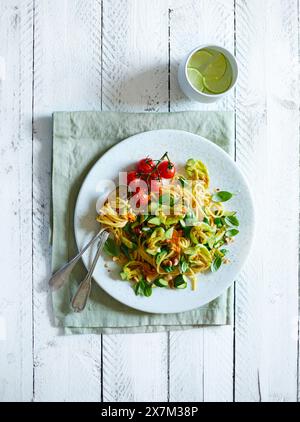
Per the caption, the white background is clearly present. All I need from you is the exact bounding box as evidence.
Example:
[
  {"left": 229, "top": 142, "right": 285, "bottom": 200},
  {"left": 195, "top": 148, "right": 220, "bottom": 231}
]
[{"left": 0, "top": 0, "right": 299, "bottom": 402}]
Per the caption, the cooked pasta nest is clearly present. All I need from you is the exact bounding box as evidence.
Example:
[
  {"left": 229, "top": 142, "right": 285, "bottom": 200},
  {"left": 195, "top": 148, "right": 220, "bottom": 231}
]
[{"left": 97, "top": 158, "right": 239, "bottom": 296}]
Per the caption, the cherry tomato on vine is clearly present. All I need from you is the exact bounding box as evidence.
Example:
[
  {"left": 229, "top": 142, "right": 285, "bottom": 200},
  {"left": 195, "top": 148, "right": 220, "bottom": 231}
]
[
  {"left": 128, "top": 177, "right": 147, "bottom": 194},
  {"left": 135, "top": 190, "right": 149, "bottom": 208},
  {"left": 157, "top": 160, "right": 176, "bottom": 179},
  {"left": 137, "top": 157, "right": 156, "bottom": 174},
  {"left": 127, "top": 171, "right": 139, "bottom": 185}
]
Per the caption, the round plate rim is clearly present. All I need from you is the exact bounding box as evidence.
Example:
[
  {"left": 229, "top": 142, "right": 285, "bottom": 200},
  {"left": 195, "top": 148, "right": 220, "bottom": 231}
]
[{"left": 74, "top": 129, "right": 255, "bottom": 314}]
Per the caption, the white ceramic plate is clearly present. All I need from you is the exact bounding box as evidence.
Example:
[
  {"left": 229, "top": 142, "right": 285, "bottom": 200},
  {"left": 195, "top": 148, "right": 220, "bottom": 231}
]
[{"left": 74, "top": 129, "right": 255, "bottom": 314}]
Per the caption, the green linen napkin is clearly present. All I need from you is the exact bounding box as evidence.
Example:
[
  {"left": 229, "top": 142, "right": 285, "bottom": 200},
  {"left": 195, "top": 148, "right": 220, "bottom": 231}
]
[{"left": 52, "top": 111, "right": 234, "bottom": 334}]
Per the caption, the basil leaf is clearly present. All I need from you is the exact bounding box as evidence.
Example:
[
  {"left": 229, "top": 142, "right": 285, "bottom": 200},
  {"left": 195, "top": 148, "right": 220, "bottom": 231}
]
[
  {"left": 134, "top": 282, "right": 142, "bottom": 296},
  {"left": 103, "top": 238, "right": 120, "bottom": 257},
  {"left": 212, "top": 191, "right": 233, "bottom": 203},
  {"left": 203, "top": 217, "right": 209, "bottom": 224},
  {"left": 226, "top": 229, "right": 239, "bottom": 237},
  {"left": 225, "top": 215, "right": 239, "bottom": 227},
  {"left": 220, "top": 249, "right": 229, "bottom": 256},
  {"left": 214, "top": 217, "right": 223, "bottom": 228},
  {"left": 143, "top": 283, "right": 153, "bottom": 297},
  {"left": 211, "top": 256, "right": 222, "bottom": 272}
]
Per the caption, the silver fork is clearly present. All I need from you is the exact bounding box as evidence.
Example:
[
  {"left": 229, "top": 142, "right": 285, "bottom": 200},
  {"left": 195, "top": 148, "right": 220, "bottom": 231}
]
[
  {"left": 49, "top": 228, "right": 106, "bottom": 291},
  {"left": 71, "top": 230, "right": 109, "bottom": 312}
]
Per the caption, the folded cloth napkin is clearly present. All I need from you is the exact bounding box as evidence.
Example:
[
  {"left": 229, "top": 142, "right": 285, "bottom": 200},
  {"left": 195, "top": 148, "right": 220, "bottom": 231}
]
[{"left": 52, "top": 111, "right": 234, "bottom": 334}]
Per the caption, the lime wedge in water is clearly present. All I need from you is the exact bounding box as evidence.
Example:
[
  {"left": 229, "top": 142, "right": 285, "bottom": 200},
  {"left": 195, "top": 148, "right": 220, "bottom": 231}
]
[
  {"left": 203, "top": 64, "right": 232, "bottom": 94},
  {"left": 204, "top": 52, "right": 227, "bottom": 79},
  {"left": 202, "top": 87, "right": 214, "bottom": 95},
  {"left": 187, "top": 67, "right": 204, "bottom": 91},
  {"left": 188, "top": 49, "right": 213, "bottom": 72}
]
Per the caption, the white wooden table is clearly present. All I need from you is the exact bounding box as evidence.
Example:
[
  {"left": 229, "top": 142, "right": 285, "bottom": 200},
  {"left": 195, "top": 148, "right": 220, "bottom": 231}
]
[{"left": 0, "top": 0, "right": 299, "bottom": 403}]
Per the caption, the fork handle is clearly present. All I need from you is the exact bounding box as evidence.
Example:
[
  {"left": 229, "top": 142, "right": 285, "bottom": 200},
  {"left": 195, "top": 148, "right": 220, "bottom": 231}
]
[
  {"left": 71, "top": 231, "right": 109, "bottom": 312},
  {"left": 49, "top": 228, "right": 105, "bottom": 290}
]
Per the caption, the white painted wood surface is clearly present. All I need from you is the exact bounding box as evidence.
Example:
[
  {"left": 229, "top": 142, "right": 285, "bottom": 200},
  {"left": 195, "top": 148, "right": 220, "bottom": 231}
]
[
  {"left": 101, "top": 0, "right": 169, "bottom": 402},
  {"left": 0, "top": 0, "right": 299, "bottom": 402}
]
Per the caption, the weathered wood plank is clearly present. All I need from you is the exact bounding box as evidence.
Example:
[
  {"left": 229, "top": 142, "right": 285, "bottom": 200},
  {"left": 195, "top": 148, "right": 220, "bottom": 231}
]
[
  {"left": 235, "top": 0, "right": 299, "bottom": 402},
  {"left": 32, "top": 0, "right": 103, "bottom": 402},
  {"left": 0, "top": 0, "right": 34, "bottom": 402},
  {"left": 101, "top": 0, "right": 169, "bottom": 402},
  {"left": 169, "top": 0, "right": 235, "bottom": 402}
]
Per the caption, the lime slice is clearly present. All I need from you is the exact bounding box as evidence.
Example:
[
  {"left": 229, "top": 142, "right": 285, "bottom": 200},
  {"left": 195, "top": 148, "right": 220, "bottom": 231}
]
[
  {"left": 204, "top": 52, "right": 227, "bottom": 79},
  {"left": 187, "top": 67, "right": 204, "bottom": 91},
  {"left": 188, "top": 49, "right": 213, "bottom": 72},
  {"left": 203, "top": 63, "right": 233, "bottom": 94},
  {"left": 203, "top": 87, "right": 214, "bottom": 95}
]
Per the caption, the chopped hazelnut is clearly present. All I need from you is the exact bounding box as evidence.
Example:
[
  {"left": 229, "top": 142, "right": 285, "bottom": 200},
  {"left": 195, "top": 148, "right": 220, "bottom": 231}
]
[
  {"left": 172, "top": 257, "right": 179, "bottom": 266},
  {"left": 163, "top": 259, "right": 173, "bottom": 267}
]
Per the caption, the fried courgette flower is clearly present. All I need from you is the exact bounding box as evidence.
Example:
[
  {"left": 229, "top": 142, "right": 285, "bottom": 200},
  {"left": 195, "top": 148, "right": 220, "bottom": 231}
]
[{"left": 185, "top": 159, "right": 210, "bottom": 187}]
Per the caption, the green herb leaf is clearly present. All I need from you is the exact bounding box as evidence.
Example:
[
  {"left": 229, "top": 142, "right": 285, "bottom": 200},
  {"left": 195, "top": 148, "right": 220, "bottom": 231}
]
[
  {"left": 226, "top": 229, "right": 239, "bottom": 237},
  {"left": 143, "top": 283, "right": 153, "bottom": 297},
  {"left": 214, "top": 217, "right": 224, "bottom": 228},
  {"left": 220, "top": 249, "right": 229, "bottom": 256},
  {"left": 212, "top": 191, "right": 233, "bottom": 203},
  {"left": 103, "top": 238, "right": 120, "bottom": 257},
  {"left": 174, "top": 275, "right": 188, "bottom": 289},
  {"left": 211, "top": 256, "right": 222, "bottom": 272},
  {"left": 225, "top": 215, "right": 240, "bottom": 227},
  {"left": 223, "top": 211, "right": 237, "bottom": 217},
  {"left": 203, "top": 217, "right": 209, "bottom": 224},
  {"left": 134, "top": 280, "right": 152, "bottom": 297},
  {"left": 134, "top": 281, "right": 143, "bottom": 296}
]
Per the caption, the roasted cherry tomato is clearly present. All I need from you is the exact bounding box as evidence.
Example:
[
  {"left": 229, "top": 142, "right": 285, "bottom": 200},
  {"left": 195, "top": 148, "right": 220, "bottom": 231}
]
[
  {"left": 127, "top": 170, "right": 139, "bottom": 185},
  {"left": 137, "top": 157, "right": 156, "bottom": 174},
  {"left": 128, "top": 177, "right": 147, "bottom": 194},
  {"left": 157, "top": 160, "right": 176, "bottom": 179},
  {"left": 135, "top": 190, "right": 149, "bottom": 207}
]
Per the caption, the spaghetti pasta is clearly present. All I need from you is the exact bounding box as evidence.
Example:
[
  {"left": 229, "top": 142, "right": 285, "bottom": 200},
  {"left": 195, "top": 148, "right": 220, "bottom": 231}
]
[{"left": 97, "top": 156, "right": 239, "bottom": 297}]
